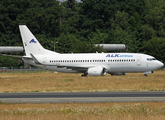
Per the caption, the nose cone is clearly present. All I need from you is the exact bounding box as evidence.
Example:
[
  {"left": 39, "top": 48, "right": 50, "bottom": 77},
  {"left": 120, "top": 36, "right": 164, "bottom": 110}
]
[{"left": 156, "top": 61, "right": 164, "bottom": 69}]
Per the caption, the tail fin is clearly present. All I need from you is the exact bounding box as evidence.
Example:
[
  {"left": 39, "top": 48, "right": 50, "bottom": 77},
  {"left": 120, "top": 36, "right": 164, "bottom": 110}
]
[{"left": 19, "top": 25, "right": 58, "bottom": 56}]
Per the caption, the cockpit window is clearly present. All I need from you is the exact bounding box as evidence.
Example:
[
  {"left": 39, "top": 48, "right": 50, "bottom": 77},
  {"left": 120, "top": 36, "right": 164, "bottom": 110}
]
[{"left": 147, "top": 58, "right": 156, "bottom": 61}]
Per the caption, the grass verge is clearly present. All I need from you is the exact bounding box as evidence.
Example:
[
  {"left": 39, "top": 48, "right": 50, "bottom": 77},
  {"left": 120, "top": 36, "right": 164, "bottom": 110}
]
[
  {"left": 0, "top": 70, "right": 164, "bottom": 92},
  {"left": 0, "top": 102, "right": 165, "bottom": 120}
]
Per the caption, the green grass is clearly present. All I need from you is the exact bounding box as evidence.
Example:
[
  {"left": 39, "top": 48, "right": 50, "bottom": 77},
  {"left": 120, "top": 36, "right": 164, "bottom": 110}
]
[
  {"left": 64, "top": 79, "right": 74, "bottom": 82},
  {"left": 31, "top": 90, "right": 39, "bottom": 92}
]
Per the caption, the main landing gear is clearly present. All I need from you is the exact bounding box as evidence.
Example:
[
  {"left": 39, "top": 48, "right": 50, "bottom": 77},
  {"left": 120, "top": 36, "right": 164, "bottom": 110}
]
[
  {"left": 81, "top": 73, "right": 88, "bottom": 77},
  {"left": 144, "top": 74, "right": 148, "bottom": 76}
]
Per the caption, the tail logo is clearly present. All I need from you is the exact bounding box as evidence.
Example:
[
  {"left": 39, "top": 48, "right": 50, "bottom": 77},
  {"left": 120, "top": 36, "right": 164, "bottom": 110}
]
[{"left": 30, "top": 39, "right": 37, "bottom": 43}]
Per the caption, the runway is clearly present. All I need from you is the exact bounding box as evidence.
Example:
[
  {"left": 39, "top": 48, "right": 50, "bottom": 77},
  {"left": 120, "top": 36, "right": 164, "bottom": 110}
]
[{"left": 0, "top": 91, "right": 165, "bottom": 103}]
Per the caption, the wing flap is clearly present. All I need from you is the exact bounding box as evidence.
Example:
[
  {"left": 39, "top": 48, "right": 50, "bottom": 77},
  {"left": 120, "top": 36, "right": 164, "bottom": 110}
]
[{"left": 56, "top": 65, "right": 93, "bottom": 71}]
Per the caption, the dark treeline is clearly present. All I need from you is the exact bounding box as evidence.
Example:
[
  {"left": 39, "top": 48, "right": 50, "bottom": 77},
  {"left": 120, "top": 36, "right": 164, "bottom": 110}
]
[{"left": 0, "top": 0, "right": 165, "bottom": 67}]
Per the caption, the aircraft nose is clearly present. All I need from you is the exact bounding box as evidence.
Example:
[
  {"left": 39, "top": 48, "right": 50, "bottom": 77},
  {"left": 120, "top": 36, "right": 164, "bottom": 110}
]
[{"left": 156, "top": 61, "right": 164, "bottom": 69}]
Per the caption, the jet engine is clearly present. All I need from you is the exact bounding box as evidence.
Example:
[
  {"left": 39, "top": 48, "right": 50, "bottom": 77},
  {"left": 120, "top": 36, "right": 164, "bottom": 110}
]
[{"left": 87, "top": 67, "right": 106, "bottom": 76}]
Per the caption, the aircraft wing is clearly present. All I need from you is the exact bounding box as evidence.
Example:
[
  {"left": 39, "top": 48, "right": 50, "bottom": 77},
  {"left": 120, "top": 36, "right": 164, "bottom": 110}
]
[
  {"left": 56, "top": 65, "right": 89, "bottom": 73},
  {"left": 57, "top": 65, "right": 89, "bottom": 70},
  {"left": 56, "top": 65, "right": 107, "bottom": 73}
]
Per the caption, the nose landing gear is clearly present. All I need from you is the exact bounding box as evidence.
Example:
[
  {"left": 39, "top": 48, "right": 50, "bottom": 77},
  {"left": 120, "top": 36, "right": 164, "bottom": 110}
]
[{"left": 144, "top": 71, "right": 153, "bottom": 76}]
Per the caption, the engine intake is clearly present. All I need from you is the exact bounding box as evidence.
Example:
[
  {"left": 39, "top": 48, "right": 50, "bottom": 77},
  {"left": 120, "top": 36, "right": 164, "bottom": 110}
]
[{"left": 87, "top": 67, "right": 106, "bottom": 76}]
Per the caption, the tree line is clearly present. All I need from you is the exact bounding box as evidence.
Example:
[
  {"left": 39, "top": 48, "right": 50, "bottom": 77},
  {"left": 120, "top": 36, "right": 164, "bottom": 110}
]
[{"left": 0, "top": 0, "right": 165, "bottom": 67}]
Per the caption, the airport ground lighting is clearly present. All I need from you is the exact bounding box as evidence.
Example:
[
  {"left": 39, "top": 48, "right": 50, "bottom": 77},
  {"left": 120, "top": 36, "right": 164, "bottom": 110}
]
[{"left": 51, "top": 41, "right": 58, "bottom": 51}]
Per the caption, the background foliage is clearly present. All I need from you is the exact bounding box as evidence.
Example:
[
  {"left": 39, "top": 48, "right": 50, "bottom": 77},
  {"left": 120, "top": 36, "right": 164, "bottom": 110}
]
[{"left": 0, "top": 0, "right": 165, "bottom": 67}]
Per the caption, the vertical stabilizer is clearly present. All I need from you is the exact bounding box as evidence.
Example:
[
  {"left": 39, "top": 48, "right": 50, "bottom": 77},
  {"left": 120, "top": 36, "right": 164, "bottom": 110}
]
[{"left": 19, "top": 25, "right": 58, "bottom": 56}]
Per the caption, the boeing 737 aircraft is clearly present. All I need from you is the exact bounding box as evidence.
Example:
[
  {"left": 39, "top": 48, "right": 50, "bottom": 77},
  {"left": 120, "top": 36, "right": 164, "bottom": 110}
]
[{"left": 6, "top": 25, "right": 164, "bottom": 76}]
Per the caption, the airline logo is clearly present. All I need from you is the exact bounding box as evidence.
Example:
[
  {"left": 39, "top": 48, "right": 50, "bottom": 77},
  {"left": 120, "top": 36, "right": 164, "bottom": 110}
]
[
  {"left": 29, "top": 39, "right": 37, "bottom": 43},
  {"left": 24, "top": 42, "right": 27, "bottom": 46},
  {"left": 106, "top": 54, "right": 133, "bottom": 57}
]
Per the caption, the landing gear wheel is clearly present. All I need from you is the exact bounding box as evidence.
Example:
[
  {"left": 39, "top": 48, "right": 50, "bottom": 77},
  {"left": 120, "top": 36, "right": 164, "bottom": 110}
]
[
  {"left": 81, "top": 74, "right": 84, "bottom": 77},
  {"left": 81, "top": 74, "right": 87, "bottom": 77},
  {"left": 144, "top": 74, "right": 148, "bottom": 76}
]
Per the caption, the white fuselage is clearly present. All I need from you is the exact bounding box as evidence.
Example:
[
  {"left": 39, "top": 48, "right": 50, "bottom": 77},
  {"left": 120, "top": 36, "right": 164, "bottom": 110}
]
[{"left": 23, "top": 52, "right": 164, "bottom": 74}]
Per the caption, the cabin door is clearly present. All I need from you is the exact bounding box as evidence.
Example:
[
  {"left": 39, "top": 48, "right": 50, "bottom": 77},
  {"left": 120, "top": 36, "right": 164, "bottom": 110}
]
[
  {"left": 43, "top": 57, "right": 47, "bottom": 64},
  {"left": 137, "top": 56, "right": 141, "bottom": 66}
]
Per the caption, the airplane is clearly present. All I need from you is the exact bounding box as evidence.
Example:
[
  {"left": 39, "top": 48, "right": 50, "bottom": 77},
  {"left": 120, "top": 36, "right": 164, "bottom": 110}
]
[{"left": 4, "top": 25, "right": 164, "bottom": 76}]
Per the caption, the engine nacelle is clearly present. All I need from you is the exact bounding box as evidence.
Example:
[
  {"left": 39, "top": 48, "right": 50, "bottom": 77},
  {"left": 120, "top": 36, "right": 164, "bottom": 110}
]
[{"left": 87, "top": 67, "right": 106, "bottom": 76}]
